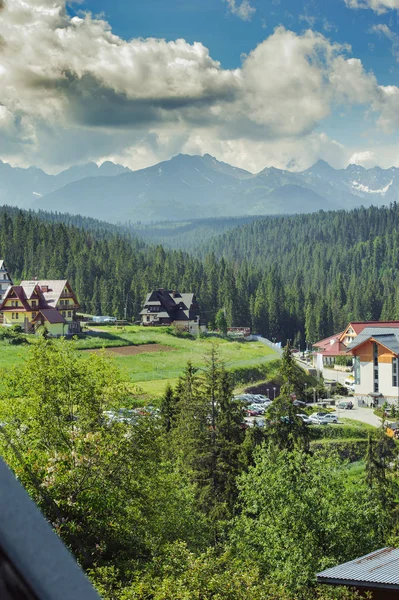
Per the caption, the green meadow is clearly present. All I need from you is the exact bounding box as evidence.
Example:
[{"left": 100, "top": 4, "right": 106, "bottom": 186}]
[{"left": 0, "top": 326, "right": 280, "bottom": 396}]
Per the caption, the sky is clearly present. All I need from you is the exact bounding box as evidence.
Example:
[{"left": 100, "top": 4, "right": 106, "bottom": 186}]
[{"left": 2, "top": 0, "right": 399, "bottom": 173}]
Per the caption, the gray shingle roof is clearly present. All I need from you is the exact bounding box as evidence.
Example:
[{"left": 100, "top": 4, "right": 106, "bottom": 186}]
[
  {"left": 317, "top": 548, "right": 399, "bottom": 589},
  {"left": 347, "top": 327, "right": 399, "bottom": 354}
]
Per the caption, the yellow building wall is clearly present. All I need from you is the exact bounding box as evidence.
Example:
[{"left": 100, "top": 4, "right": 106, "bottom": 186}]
[
  {"left": 35, "top": 323, "right": 65, "bottom": 337},
  {"left": 2, "top": 311, "right": 36, "bottom": 325}
]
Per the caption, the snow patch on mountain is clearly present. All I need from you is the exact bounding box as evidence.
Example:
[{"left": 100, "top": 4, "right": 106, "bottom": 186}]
[{"left": 351, "top": 180, "right": 392, "bottom": 195}]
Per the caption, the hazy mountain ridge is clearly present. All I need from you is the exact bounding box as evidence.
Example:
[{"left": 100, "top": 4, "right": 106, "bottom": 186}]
[
  {"left": 0, "top": 160, "right": 131, "bottom": 207},
  {"left": 2, "top": 153, "right": 399, "bottom": 223}
]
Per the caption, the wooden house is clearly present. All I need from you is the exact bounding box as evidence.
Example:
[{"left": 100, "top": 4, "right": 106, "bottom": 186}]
[
  {"left": 0, "top": 280, "right": 80, "bottom": 336},
  {"left": 140, "top": 289, "right": 204, "bottom": 334}
]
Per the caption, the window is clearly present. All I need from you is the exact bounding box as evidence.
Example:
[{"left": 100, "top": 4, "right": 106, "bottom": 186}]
[
  {"left": 354, "top": 356, "right": 361, "bottom": 385},
  {"left": 67, "top": 311, "right": 71, "bottom": 318},
  {"left": 11, "top": 313, "right": 14, "bottom": 320},
  {"left": 373, "top": 343, "right": 379, "bottom": 392},
  {"left": 373, "top": 342, "right": 378, "bottom": 366},
  {"left": 32, "top": 312, "right": 36, "bottom": 319},
  {"left": 393, "top": 358, "right": 399, "bottom": 387},
  {"left": 31, "top": 300, "right": 37, "bottom": 308}
]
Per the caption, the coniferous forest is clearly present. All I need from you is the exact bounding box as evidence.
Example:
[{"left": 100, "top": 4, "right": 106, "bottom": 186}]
[{"left": 3, "top": 203, "right": 399, "bottom": 344}]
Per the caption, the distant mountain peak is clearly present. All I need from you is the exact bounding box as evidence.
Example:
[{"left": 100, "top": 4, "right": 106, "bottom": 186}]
[{"left": 305, "top": 159, "right": 335, "bottom": 173}]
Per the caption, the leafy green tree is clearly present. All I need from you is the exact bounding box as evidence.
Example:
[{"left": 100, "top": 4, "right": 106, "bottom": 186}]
[
  {"left": 232, "top": 446, "right": 389, "bottom": 596},
  {"left": 0, "top": 339, "right": 207, "bottom": 574}
]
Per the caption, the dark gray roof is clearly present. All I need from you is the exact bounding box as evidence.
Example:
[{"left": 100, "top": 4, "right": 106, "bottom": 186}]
[
  {"left": 141, "top": 290, "right": 198, "bottom": 321},
  {"left": 317, "top": 548, "right": 399, "bottom": 589},
  {"left": 347, "top": 327, "right": 399, "bottom": 354}
]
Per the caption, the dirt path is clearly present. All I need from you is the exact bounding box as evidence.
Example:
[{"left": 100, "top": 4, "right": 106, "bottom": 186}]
[{"left": 86, "top": 344, "right": 175, "bottom": 356}]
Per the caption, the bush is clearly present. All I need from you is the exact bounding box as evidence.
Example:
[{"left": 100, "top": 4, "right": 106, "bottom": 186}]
[
  {"left": 0, "top": 325, "right": 28, "bottom": 345},
  {"left": 311, "top": 439, "right": 368, "bottom": 461},
  {"left": 228, "top": 360, "right": 281, "bottom": 386},
  {"left": 309, "top": 425, "right": 370, "bottom": 440}
]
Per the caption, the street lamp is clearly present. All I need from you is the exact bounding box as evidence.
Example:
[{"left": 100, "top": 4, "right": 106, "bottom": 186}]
[
  {"left": 273, "top": 387, "right": 276, "bottom": 400},
  {"left": 313, "top": 387, "right": 316, "bottom": 403}
]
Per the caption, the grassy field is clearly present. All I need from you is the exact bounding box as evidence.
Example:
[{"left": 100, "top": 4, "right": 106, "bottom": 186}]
[{"left": 0, "top": 326, "right": 280, "bottom": 397}]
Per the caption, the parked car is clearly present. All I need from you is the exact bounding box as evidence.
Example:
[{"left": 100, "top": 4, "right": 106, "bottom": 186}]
[
  {"left": 246, "top": 408, "right": 260, "bottom": 416},
  {"left": 310, "top": 412, "right": 328, "bottom": 420},
  {"left": 247, "top": 404, "right": 265, "bottom": 415},
  {"left": 293, "top": 400, "right": 307, "bottom": 409},
  {"left": 319, "top": 414, "right": 338, "bottom": 424},
  {"left": 296, "top": 413, "right": 312, "bottom": 425},
  {"left": 337, "top": 400, "right": 354, "bottom": 410},
  {"left": 309, "top": 412, "right": 331, "bottom": 425},
  {"left": 310, "top": 413, "right": 338, "bottom": 425}
]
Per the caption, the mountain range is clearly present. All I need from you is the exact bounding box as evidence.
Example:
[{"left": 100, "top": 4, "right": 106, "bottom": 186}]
[{"left": 2, "top": 154, "right": 399, "bottom": 223}]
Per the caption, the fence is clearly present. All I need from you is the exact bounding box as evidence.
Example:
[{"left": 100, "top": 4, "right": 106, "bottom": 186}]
[{"left": 252, "top": 335, "right": 284, "bottom": 356}]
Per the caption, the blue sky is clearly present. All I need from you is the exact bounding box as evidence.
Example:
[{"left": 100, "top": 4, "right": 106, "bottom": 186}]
[
  {"left": 1, "top": 0, "right": 399, "bottom": 172},
  {"left": 71, "top": 0, "right": 399, "bottom": 79}
]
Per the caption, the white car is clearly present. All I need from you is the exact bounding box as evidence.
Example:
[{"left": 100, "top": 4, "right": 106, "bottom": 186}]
[
  {"left": 312, "top": 413, "right": 338, "bottom": 425},
  {"left": 296, "top": 413, "right": 313, "bottom": 425}
]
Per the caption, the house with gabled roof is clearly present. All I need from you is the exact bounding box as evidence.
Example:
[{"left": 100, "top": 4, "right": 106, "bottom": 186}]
[
  {"left": 140, "top": 289, "right": 204, "bottom": 334},
  {"left": 347, "top": 326, "right": 399, "bottom": 405},
  {"left": 0, "top": 280, "right": 80, "bottom": 336},
  {"left": 313, "top": 321, "right": 399, "bottom": 369},
  {"left": 0, "top": 260, "right": 13, "bottom": 303},
  {"left": 20, "top": 280, "right": 81, "bottom": 334}
]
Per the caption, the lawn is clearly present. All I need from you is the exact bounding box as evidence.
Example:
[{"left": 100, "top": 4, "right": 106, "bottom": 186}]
[
  {"left": 82, "top": 326, "right": 279, "bottom": 391},
  {"left": 0, "top": 326, "right": 280, "bottom": 397}
]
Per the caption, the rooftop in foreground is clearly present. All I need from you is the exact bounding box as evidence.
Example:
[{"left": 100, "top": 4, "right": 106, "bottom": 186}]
[{"left": 317, "top": 547, "right": 399, "bottom": 591}]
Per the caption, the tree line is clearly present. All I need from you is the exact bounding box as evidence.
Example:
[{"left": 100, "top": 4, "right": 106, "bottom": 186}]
[{"left": 3, "top": 203, "right": 399, "bottom": 345}]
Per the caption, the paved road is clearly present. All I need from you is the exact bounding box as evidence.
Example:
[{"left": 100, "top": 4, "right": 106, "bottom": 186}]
[
  {"left": 322, "top": 366, "right": 352, "bottom": 386},
  {"left": 337, "top": 406, "right": 381, "bottom": 428}
]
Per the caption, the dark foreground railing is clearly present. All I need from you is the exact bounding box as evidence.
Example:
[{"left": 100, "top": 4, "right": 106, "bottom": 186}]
[{"left": 0, "top": 459, "right": 100, "bottom": 600}]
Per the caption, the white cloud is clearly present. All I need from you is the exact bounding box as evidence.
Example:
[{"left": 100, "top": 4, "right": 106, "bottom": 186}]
[
  {"left": 225, "top": 0, "right": 256, "bottom": 21},
  {"left": 371, "top": 23, "right": 399, "bottom": 59},
  {"left": 0, "top": 0, "right": 399, "bottom": 172},
  {"left": 349, "top": 150, "right": 377, "bottom": 167},
  {"left": 344, "top": 0, "right": 399, "bottom": 13}
]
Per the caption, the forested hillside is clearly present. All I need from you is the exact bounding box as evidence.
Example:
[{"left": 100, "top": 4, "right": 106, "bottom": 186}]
[
  {"left": 204, "top": 203, "right": 399, "bottom": 341},
  {"left": 3, "top": 203, "right": 399, "bottom": 345}
]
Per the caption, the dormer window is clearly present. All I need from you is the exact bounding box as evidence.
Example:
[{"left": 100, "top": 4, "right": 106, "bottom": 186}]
[{"left": 31, "top": 300, "right": 37, "bottom": 308}]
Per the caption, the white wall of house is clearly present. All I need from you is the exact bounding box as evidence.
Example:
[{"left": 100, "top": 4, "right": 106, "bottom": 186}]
[
  {"left": 354, "top": 361, "right": 373, "bottom": 396},
  {"left": 355, "top": 360, "right": 399, "bottom": 403},
  {"left": 379, "top": 362, "right": 399, "bottom": 401}
]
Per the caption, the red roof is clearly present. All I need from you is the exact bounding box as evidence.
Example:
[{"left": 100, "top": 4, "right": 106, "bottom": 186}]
[
  {"left": 345, "top": 321, "right": 399, "bottom": 336},
  {"left": 314, "top": 332, "right": 344, "bottom": 351},
  {"left": 319, "top": 339, "right": 348, "bottom": 357}
]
